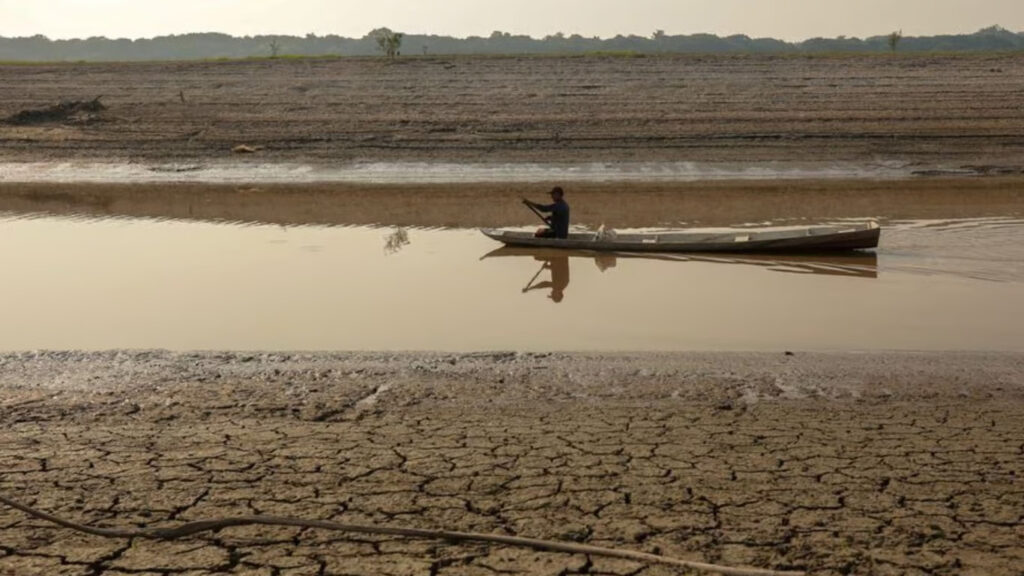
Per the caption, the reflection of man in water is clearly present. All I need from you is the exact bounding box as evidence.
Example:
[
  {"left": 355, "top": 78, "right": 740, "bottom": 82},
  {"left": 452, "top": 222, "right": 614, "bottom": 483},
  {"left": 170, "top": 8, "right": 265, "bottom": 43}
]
[{"left": 523, "top": 256, "right": 570, "bottom": 303}]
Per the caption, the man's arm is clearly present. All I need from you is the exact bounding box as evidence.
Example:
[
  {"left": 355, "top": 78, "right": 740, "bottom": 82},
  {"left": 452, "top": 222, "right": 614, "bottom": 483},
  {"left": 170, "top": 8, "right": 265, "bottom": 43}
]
[{"left": 523, "top": 198, "right": 555, "bottom": 213}]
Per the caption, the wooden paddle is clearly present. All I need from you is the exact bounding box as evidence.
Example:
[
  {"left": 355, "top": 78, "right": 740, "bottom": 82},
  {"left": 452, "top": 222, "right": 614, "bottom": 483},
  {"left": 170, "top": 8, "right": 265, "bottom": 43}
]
[{"left": 522, "top": 199, "right": 551, "bottom": 226}]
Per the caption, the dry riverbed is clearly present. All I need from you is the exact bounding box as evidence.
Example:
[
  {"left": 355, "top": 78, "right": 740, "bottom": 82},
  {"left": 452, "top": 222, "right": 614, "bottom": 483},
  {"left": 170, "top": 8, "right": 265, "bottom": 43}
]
[
  {"left": 2, "top": 53, "right": 1023, "bottom": 576},
  {"left": 1, "top": 351, "right": 1022, "bottom": 575},
  {"left": 2, "top": 54, "right": 1024, "bottom": 168}
]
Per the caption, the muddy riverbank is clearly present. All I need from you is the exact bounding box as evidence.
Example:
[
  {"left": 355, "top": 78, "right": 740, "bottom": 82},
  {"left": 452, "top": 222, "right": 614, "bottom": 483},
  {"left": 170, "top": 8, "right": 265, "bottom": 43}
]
[{"left": 2, "top": 178, "right": 1023, "bottom": 229}]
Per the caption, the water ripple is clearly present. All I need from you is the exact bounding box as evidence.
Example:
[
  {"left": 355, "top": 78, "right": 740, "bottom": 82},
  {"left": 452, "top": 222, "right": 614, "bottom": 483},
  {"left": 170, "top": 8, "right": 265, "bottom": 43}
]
[{"left": 879, "top": 217, "right": 1024, "bottom": 282}]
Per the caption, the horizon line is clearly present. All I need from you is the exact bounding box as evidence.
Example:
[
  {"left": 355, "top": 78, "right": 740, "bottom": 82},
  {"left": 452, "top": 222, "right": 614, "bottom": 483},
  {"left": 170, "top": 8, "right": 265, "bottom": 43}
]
[{"left": 2, "top": 24, "right": 1019, "bottom": 44}]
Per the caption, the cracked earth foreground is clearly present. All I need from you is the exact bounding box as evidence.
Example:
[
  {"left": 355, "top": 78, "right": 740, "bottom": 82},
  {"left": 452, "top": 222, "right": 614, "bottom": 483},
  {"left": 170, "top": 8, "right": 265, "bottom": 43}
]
[{"left": 1, "top": 351, "right": 1022, "bottom": 576}]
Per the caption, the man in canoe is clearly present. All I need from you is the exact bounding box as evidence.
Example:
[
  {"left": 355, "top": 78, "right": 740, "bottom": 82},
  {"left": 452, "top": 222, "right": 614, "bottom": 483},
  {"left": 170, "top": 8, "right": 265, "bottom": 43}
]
[{"left": 523, "top": 186, "right": 570, "bottom": 239}]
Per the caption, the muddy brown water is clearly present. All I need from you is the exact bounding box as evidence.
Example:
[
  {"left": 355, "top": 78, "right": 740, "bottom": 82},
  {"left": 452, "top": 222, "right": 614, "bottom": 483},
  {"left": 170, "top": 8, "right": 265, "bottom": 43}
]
[{"left": 2, "top": 212, "right": 1021, "bottom": 352}]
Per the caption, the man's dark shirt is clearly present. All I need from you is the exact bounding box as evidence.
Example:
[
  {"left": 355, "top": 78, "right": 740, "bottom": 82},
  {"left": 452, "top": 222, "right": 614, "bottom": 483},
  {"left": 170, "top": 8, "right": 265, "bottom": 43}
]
[{"left": 536, "top": 199, "right": 570, "bottom": 239}]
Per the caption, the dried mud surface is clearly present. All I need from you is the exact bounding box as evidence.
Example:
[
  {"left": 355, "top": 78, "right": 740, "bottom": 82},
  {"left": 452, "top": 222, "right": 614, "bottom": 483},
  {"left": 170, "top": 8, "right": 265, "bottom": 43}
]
[
  {"left": 2, "top": 54, "right": 1024, "bottom": 166},
  {"left": 2, "top": 351, "right": 1022, "bottom": 576}
]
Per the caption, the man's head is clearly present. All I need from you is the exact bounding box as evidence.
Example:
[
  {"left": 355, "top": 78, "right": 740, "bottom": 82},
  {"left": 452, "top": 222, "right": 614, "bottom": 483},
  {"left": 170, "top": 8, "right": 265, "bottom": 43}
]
[{"left": 549, "top": 186, "right": 564, "bottom": 200}]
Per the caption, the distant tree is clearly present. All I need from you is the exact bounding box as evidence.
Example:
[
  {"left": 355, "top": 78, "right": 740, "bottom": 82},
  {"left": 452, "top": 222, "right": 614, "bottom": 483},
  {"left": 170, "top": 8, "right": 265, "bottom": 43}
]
[
  {"left": 652, "top": 29, "right": 666, "bottom": 40},
  {"left": 978, "top": 25, "right": 1009, "bottom": 35},
  {"left": 374, "top": 28, "right": 403, "bottom": 58},
  {"left": 268, "top": 39, "right": 280, "bottom": 57},
  {"left": 888, "top": 29, "right": 902, "bottom": 52}
]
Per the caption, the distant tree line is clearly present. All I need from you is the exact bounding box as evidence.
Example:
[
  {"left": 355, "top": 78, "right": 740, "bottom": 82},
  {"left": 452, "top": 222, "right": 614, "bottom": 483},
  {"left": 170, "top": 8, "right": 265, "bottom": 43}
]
[{"left": 0, "top": 26, "right": 1021, "bottom": 62}]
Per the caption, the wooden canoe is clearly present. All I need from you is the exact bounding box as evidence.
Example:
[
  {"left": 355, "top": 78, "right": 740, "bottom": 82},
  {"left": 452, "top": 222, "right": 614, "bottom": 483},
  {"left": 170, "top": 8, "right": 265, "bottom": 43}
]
[{"left": 481, "top": 221, "right": 880, "bottom": 253}]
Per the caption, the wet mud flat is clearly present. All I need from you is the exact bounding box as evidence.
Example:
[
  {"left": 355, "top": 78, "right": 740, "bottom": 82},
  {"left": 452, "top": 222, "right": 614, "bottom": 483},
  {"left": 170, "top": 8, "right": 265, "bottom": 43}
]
[
  {"left": 1, "top": 351, "right": 1022, "bottom": 575},
  {"left": 2, "top": 53, "right": 1024, "bottom": 168},
  {"left": 2, "top": 177, "right": 1023, "bottom": 229}
]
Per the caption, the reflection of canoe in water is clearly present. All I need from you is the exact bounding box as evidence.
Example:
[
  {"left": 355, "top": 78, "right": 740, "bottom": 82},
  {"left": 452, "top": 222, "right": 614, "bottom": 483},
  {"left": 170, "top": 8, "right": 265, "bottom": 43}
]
[
  {"left": 482, "top": 221, "right": 880, "bottom": 252},
  {"left": 483, "top": 246, "right": 878, "bottom": 279}
]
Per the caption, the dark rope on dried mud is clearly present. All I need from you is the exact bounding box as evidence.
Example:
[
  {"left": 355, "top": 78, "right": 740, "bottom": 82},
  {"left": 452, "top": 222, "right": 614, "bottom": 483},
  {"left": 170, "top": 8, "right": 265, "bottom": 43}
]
[{"left": 0, "top": 493, "right": 804, "bottom": 576}]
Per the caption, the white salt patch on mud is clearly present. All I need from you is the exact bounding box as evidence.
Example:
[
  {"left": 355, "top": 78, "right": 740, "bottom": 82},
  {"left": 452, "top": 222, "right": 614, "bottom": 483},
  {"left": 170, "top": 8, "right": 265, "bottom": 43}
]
[{"left": 354, "top": 383, "right": 393, "bottom": 410}]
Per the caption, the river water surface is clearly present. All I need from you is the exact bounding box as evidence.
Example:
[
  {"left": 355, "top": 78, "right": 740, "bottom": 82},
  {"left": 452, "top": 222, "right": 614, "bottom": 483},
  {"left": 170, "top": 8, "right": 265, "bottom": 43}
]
[{"left": 2, "top": 213, "right": 1022, "bottom": 352}]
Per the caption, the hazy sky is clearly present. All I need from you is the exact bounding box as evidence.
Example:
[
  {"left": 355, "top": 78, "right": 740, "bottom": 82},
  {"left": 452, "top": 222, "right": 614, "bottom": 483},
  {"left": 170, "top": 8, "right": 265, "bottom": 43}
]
[{"left": 1, "top": 0, "right": 1021, "bottom": 41}]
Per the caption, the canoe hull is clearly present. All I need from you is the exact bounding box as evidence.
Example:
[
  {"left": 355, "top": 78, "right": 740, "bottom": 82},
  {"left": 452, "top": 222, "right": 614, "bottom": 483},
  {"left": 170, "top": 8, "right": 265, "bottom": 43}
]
[{"left": 482, "top": 222, "right": 880, "bottom": 253}]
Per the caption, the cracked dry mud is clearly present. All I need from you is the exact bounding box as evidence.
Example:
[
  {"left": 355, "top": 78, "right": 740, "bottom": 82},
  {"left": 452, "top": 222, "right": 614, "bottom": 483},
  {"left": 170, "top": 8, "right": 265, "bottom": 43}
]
[{"left": 1, "top": 351, "right": 1022, "bottom": 575}]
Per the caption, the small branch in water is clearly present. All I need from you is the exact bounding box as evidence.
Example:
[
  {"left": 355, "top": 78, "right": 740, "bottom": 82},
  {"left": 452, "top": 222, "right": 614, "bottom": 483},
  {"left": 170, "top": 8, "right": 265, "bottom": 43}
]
[{"left": 0, "top": 493, "right": 803, "bottom": 576}]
